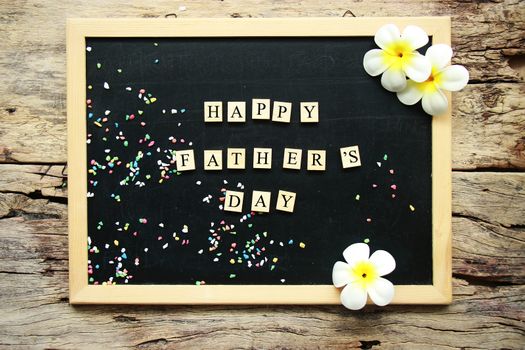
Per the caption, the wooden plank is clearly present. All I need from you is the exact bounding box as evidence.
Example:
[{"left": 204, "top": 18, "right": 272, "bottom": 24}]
[
  {"left": 0, "top": 164, "right": 67, "bottom": 198},
  {"left": 452, "top": 84, "right": 525, "bottom": 170},
  {"left": 453, "top": 217, "right": 525, "bottom": 284},
  {"left": 452, "top": 172, "right": 525, "bottom": 227}
]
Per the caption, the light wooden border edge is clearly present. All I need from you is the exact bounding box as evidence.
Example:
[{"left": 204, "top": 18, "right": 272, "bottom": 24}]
[{"left": 67, "top": 17, "right": 452, "bottom": 305}]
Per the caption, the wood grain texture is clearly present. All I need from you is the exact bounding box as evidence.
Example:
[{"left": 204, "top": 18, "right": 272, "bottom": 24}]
[{"left": 0, "top": 0, "right": 524, "bottom": 348}]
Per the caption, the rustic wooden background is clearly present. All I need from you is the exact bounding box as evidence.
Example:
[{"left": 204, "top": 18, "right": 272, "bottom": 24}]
[{"left": 1, "top": 1, "right": 524, "bottom": 349}]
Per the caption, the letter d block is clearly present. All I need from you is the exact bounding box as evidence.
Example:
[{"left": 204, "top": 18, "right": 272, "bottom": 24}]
[
  {"left": 224, "top": 190, "right": 244, "bottom": 213},
  {"left": 176, "top": 149, "right": 196, "bottom": 172}
]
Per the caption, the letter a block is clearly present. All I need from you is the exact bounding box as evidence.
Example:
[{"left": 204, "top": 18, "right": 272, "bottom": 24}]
[
  {"left": 204, "top": 150, "right": 223, "bottom": 170},
  {"left": 227, "top": 101, "right": 246, "bottom": 122},
  {"left": 251, "top": 190, "right": 271, "bottom": 213},
  {"left": 276, "top": 190, "right": 296, "bottom": 213},
  {"left": 224, "top": 190, "right": 244, "bottom": 213}
]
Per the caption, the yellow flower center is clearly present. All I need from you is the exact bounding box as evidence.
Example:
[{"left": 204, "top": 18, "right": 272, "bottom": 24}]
[
  {"left": 382, "top": 40, "right": 414, "bottom": 68},
  {"left": 417, "top": 66, "right": 442, "bottom": 93},
  {"left": 350, "top": 261, "right": 378, "bottom": 288}
]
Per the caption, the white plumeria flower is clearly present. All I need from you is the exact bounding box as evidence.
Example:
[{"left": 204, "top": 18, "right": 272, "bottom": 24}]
[
  {"left": 332, "top": 243, "right": 396, "bottom": 310},
  {"left": 397, "top": 44, "right": 469, "bottom": 116},
  {"left": 363, "top": 24, "right": 432, "bottom": 92}
]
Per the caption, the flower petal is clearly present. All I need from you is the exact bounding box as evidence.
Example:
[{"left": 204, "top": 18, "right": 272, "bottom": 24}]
[
  {"left": 363, "top": 49, "right": 390, "bottom": 76},
  {"left": 374, "top": 24, "right": 401, "bottom": 51},
  {"left": 367, "top": 277, "right": 395, "bottom": 306},
  {"left": 332, "top": 261, "right": 353, "bottom": 287},
  {"left": 340, "top": 282, "right": 368, "bottom": 310},
  {"left": 396, "top": 80, "right": 424, "bottom": 105},
  {"left": 421, "top": 88, "right": 449, "bottom": 116},
  {"left": 425, "top": 44, "right": 452, "bottom": 71},
  {"left": 381, "top": 66, "right": 407, "bottom": 92},
  {"left": 403, "top": 53, "right": 432, "bottom": 82},
  {"left": 401, "top": 25, "right": 429, "bottom": 50},
  {"left": 437, "top": 65, "right": 469, "bottom": 91},
  {"left": 342, "top": 243, "right": 370, "bottom": 267},
  {"left": 369, "top": 250, "right": 396, "bottom": 276}
]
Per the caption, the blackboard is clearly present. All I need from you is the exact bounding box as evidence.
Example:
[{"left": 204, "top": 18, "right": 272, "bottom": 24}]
[{"left": 67, "top": 18, "right": 452, "bottom": 304}]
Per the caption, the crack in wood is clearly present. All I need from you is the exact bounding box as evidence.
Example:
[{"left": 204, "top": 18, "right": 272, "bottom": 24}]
[{"left": 359, "top": 340, "right": 381, "bottom": 349}]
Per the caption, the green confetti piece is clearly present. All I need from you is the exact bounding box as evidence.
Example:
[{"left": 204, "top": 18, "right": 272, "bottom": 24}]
[
  {"left": 96, "top": 63, "right": 101, "bottom": 69},
  {"left": 383, "top": 154, "right": 388, "bottom": 161},
  {"left": 364, "top": 238, "right": 370, "bottom": 244}
]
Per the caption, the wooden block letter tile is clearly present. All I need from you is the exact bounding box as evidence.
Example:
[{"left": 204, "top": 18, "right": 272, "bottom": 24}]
[
  {"left": 272, "top": 101, "right": 292, "bottom": 123},
  {"left": 252, "top": 99, "right": 271, "bottom": 120},
  {"left": 283, "top": 148, "right": 302, "bottom": 170},
  {"left": 276, "top": 190, "right": 296, "bottom": 213},
  {"left": 253, "top": 148, "right": 272, "bottom": 169},
  {"left": 224, "top": 190, "right": 244, "bottom": 213},
  {"left": 251, "top": 190, "right": 271, "bottom": 213},
  {"left": 307, "top": 150, "right": 326, "bottom": 171},
  {"left": 227, "top": 148, "right": 246, "bottom": 169},
  {"left": 204, "top": 101, "right": 223, "bottom": 122},
  {"left": 300, "top": 102, "right": 319, "bottom": 123},
  {"left": 176, "top": 149, "right": 196, "bottom": 172},
  {"left": 227, "top": 101, "right": 246, "bottom": 122},
  {"left": 204, "top": 150, "right": 223, "bottom": 170},
  {"left": 340, "top": 145, "right": 362, "bottom": 169}
]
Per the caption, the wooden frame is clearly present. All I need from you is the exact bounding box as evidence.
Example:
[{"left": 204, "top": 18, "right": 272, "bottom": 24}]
[{"left": 67, "top": 17, "right": 452, "bottom": 305}]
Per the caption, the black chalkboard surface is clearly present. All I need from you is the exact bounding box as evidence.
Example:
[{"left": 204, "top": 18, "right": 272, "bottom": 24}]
[{"left": 68, "top": 18, "right": 451, "bottom": 304}]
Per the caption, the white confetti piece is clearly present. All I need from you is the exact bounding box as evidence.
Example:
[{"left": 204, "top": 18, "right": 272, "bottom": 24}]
[{"left": 104, "top": 82, "right": 110, "bottom": 89}]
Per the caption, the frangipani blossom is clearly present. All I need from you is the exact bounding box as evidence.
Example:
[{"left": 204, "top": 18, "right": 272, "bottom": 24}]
[
  {"left": 363, "top": 24, "right": 432, "bottom": 92},
  {"left": 397, "top": 44, "right": 469, "bottom": 116},
  {"left": 332, "top": 243, "right": 396, "bottom": 310}
]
